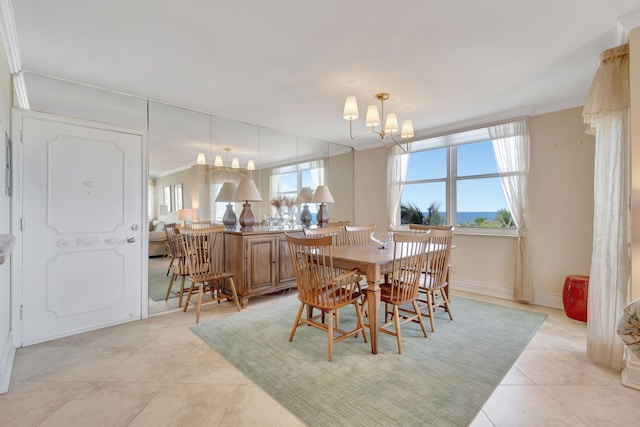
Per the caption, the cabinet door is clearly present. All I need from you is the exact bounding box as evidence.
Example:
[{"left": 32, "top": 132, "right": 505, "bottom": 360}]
[
  {"left": 245, "top": 235, "right": 277, "bottom": 294},
  {"left": 277, "top": 233, "right": 298, "bottom": 285}
]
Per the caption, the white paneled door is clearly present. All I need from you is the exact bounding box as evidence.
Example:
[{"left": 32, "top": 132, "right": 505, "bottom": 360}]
[{"left": 17, "top": 112, "right": 146, "bottom": 346}]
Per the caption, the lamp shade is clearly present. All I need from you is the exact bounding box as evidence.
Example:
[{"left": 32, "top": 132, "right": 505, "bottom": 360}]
[
  {"left": 177, "top": 209, "right": 193, "bottom": 221},
  {"left": 343, "top": 96, "right": 359, "bottom": 120},
  {"left": 215, "top": 182, "right": 237, "bottom": 202},
  {"left": 232, "top": 178, "right": 262, "bottom": 202},
  {"left": 365, "top": 105, "right": 380, "bottom": 127},
  {"left": 196, "top": 153, "right": 206, "bottom": 165},
  {"left": 247, "top": 160, "right": 255, "bottom": 171},
  {"left": 297, "top": 187, "right": 313, "bottom": 203},
  {"left": 385, "top": 113, "right": 398, "bottom": 133},
  {"left": 311, "top": 185, "right": 334, "bottom": 204},
  {"left": 214, "top": 155, "right": 223, "bottom": 167},
  {"left": 401, "top": 119, "right": 414, "bottom": 139}
]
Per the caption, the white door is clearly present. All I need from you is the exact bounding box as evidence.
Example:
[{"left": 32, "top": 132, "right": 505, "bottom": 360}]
[{"left": 17, "top": 112, "right": 146, "bottom": 346}]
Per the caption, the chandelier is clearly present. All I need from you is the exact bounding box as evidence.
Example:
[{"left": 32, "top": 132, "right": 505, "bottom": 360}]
[
  {"left": 200, "top": 147, "right": 255, "bottom": 177},
  {"left": 343, "top": 92, "right": 414, "bottom": 153}
]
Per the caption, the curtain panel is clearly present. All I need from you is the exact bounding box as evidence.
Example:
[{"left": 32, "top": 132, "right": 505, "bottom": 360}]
[
  {"left": 387, "top": 145, "right": 409, "bottom": 230},
  {"left": 583, "top": 43, "right": 630, "bottom": 371},
  {"left": 488, "top": 120, "right": 532, "bottom": 303}
]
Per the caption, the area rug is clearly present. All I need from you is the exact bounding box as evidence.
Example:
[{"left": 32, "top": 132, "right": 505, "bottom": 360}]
[
  {"left": 148, "top": 258, "right": 176, "bottom": 301},
  {"left": 191, "top": 296, "right": 546, "bottom": 427}
]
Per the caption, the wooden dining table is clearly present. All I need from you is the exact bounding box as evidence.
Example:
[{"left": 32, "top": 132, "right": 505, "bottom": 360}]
[
  {"left": 330, "top": 241, "right": 453, "bottom": 354},
  {"left": 329, "top": 242, "right": 404, "bottom": 355}
]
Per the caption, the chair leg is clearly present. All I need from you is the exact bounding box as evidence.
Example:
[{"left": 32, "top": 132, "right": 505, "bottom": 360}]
[
  {"left": 413, "top": 300, "right": 428, "bottom": 338},
  {"left": 178, "top": 276, "right": 187, "bottom": 308},
  {"left": 427, "top": 290, "right": 436, "bottom": 332},
  {"left": 183, "top": 282, "right": 195, "bottom": 313},
  {"left": 166, "top": 256, "right": 175, "bottom": 276},
  {"left": 441, "top": 289, "right": 453, "bottom": 320},
  {"left": 327, "top": 310, "right": 334, "bottom": 362},
  {"left": 393, "top": 305, "right": 402, "bottom": 354},
  {"left": 165, "top": 273, "right": 176, "bottom": 301},
  {"left": 227, "top": 277, "right": 241, "bottom": 311},
  {"left": 195, "top": 281, "right": 204, "bottom": 323},
  {"left": 354, "top": 301, "right": 367, "bottom": 343},
  {"left": 289, "top": 302, "right": 305, "bottom": 341}
]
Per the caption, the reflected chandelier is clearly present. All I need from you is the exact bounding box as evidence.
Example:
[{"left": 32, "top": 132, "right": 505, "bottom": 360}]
[
  {"left": 343, "top": 92, "right": 414, "bottom": 153},
  {"left": 207, "top": 147, "right": 255, "bottom": 177}
]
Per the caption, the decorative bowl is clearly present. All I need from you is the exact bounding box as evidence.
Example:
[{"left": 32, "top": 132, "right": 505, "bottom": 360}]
[{"left": 370, "top": 231, "right": 394, "bottom": 249}]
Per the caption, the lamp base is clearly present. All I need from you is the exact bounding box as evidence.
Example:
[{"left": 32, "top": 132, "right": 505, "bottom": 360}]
[
  {"left": 239, "top": 201, "right": 255, "bottom": 231},
  {"left": 223, "top": 203, "right": 237, "bottom": 229},
  {"left": 300, "top": 204, "right": 312, "bottom": 227},
  {"left": 316, "top": 203, "right": 329, "bottom": 228}
]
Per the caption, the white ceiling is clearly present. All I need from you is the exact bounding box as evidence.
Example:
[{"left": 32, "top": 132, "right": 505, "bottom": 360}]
[{"left": 8, "top": 1, "right": 640, "bottom": 168}]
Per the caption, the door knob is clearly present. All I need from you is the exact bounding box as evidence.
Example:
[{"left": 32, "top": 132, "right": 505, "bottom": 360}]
[{"left": 127, "top": 236, "right": 136, "bottom": 243}]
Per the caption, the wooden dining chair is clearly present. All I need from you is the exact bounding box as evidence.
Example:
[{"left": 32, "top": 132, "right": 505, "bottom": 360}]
[
  {"left": 163, "top": 223, "right": 179, "bottom": 276},
  {"left": 328, "top": 220, "right": 350, "bottom": 245},
  {"left": 303, "top": 225, "right": 343, "bottom": 246},
  {"left": 164, "top": 228, "right": 191, "bottom": 307},
  {"left": 416, "top": 228, "right": 454, "bottom": 332},
  {"left": 378, "top": 231, "right": 430, "bottom": 354},
  {"left": 180, "top": 226, "right": 241, "bottom": 323},
  {"left": 285, "top": 233, "right": 367, "bottom": 361},
  {"left": 345, "top": 224, "right": 375, "bottom": 245}
]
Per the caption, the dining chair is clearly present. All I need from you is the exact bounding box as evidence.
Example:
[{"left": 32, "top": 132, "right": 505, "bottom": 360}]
[
  {"left": 345, "top": 224, "right": 376, "bottom": 245},
  {"left": 378, "top": 231, "right": 430, "bottom": 354},
  {"left": 180, "top": 226, "right": 241, "bottom": 323},
  {"left": 184, "top": 220, "right": 214, "bottom": 229},
  {"left": 285, "top": 233, "right": 367, "bottom": 361},
  {"left": 416, "top": 228, "right": 454, "bottom": 332},
  {"left": 328, "top": 220, "right": 350, "bottom": 245},
  {"left": 303, "top": 225, "right": 343, "bottom": 246},
  {"left": 164, "top": 228, "right": 190, "bottom": 307},
  {"left": 163, "top": 223, "right": 179, "bottom": 276}
]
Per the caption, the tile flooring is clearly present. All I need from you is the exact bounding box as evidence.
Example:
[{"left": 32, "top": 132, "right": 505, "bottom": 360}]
[{"left": 2, "top": 266, "right": 640, "bottom": 426}]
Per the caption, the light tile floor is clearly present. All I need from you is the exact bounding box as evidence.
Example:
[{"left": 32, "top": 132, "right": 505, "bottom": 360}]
[{"left": 2, "top": 270, "right": 640, "bottom": 426}]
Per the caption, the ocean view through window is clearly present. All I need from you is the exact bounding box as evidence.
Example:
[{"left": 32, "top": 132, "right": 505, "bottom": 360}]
[{"left": 400, "top": 134, "right": 516, "bottom": 231}]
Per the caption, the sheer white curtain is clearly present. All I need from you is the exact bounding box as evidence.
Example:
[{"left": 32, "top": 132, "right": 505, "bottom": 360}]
[
  {"left": 387, "top": 145, "right": 409, "bottom": 230},
  {"left": 583, "top": 44, "right": 630, "bottom": 370},
  {"left": 308, "top": 159, "right": 326, "bottom": 188},
  {"left": 488, "top": 120, "right": 532, "bottom": 302}
]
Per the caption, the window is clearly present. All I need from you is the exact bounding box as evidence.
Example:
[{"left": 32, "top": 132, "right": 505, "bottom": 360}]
[
  {"left": 269, "top": 159, "right": 325, "bottom": 218},
  {"left": 400, "top": 132, "right": 516, "bottom": 231}
]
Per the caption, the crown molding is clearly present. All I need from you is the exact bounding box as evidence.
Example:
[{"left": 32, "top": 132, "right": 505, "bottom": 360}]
[{"left": 0, "top": 0, "right": 28, "bottom": 108}]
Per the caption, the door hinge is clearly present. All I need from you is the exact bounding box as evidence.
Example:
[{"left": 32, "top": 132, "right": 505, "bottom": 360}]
[
  {"left": 19, "top": 217, "right": 25, "bottom": 231},
  {"left": 19, "top": 305, "right": 23, "bottom": 320}
]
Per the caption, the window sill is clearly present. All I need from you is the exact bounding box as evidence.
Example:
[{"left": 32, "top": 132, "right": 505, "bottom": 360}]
[{"left": 453, "top": 227, "right": 518, "bottom": 237}]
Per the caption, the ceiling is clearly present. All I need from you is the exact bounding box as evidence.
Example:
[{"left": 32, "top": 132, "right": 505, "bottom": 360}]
[{"left": 8, "top": 1, "right": 640, "bottom": 168}]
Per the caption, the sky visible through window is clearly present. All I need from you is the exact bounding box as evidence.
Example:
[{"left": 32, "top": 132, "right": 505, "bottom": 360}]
[{"left": 402, "top": 141, "right": 508, "bottom": 215}]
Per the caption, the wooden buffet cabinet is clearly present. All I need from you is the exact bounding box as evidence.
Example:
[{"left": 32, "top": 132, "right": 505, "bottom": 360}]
[{"left": 224, "top": 227, "right": 303, "bottom": 308}]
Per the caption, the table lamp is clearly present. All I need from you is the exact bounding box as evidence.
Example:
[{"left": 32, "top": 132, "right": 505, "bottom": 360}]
[
  {"left": 297, "top": 187, "right": 313, "bottom": 227},
  {"left": 215, "top": 181, "right": 237, "bottom": 229},
  {"left": 177, "top": 208, "right": 193, "bottom": 226},
  {"left": 232, "top": 178, "right": 262, "bottom": 230},
  {"left": 311, "top": 185, "right": 334, "bottom": 227}
]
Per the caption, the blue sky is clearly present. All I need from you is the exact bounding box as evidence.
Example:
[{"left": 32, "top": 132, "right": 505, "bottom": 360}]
[{"left": 402, "top": 141, "right": 507, "bottom": 212}]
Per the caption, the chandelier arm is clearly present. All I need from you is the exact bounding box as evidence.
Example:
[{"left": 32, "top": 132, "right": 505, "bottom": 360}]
[
  {"left": 348, "top": 120, "right": 375, "bottom": 140},
  {"left": 390, "top": 135, "right": 409, "bottom": 153}
]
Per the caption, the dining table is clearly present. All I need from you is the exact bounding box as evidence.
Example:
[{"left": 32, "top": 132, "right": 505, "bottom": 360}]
[{"left": 330, "top": 241, "right": 453, "bottom": 354}]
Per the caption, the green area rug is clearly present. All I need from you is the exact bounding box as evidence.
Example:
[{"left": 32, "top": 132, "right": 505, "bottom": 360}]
[
  {"left": 148, "top": 258, "right": 176, "bottom": 301},
  {"left": 191, "top": 296, "right": 546, "bottom": 427}
]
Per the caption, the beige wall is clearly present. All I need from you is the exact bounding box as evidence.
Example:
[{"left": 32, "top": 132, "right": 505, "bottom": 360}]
[
  {"left": 154, "top": 165, "right": 205, "bottom": 223},
  {"left": 353, "top": 106, "right": 595, "bottom": 308}
]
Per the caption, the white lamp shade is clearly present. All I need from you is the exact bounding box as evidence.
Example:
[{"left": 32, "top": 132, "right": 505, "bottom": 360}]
[
  {"left": 365, "top": 105, "right": 380, "bottom": 127},
  {"left": 214, "top": 155, "right": 223, "bottom": 167},
  {"left": 343, "top": 96, "right": 359, "bottom": 120},
  {"left": 385, "top": 113, "right": 398, "bottom": 133},
  {"left": 177, "top": 209, "right": 193, "bottom": 221},
  {"left": 247, "top": 159, "right": 255, "bottom": 171},
  {"left": 231, "top": 158, "right": 240, "bottom": 169},
  {"left": 401, "top": 119, "right": 414, "bottom": 139},
  {"left": 311, "top": 185, "right": 334, "bottom": 204},
  {"left": 215, "top": 182, "right": 237, "bottom": 202},
  {"left": 196, "top": 153, "right": 206, "bottom": 165},
  {"left": 297, "top": 187, "right": 313, "bottom": 203},
  {"left": 232, "top": 178, "right": 262, "bottom": 202}
]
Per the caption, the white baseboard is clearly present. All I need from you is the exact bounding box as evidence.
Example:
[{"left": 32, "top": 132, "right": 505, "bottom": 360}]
[
  {"left": 451, "top": 279, "right": 564, "bottom": 310},
  {"left": 0, "top": 331, "right": 16, "bottom": 394},
  {"left": 622, "top": 348, "right": 640, "bottom": 390}
]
